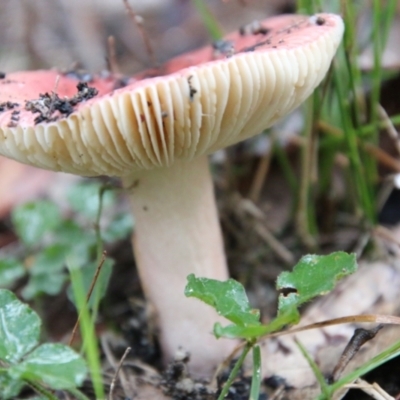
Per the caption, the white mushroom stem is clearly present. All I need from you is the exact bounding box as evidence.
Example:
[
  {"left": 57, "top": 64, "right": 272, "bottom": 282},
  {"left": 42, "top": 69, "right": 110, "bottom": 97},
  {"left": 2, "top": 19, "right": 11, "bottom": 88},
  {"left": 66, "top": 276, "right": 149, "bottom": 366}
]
[{"left": 122, "top": 155, "right": 235, "bottom": 376}]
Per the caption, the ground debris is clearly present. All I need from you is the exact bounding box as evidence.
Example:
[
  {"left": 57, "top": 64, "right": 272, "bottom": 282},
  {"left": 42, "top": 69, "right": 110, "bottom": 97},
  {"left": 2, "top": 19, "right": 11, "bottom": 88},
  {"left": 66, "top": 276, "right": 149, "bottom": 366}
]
[
  {"left": 25, "top": 82, "right": 98, "bottom": 124},
  {"left": 160, "top": 350, "right": 214, "bottom": 399}
]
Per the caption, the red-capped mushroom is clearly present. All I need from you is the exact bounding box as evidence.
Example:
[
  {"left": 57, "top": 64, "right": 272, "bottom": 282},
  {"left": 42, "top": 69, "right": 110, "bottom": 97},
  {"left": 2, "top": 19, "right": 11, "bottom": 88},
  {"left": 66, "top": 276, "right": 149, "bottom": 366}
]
[{"left": 0, "top": 14, "right": 344, "bottom": 377}]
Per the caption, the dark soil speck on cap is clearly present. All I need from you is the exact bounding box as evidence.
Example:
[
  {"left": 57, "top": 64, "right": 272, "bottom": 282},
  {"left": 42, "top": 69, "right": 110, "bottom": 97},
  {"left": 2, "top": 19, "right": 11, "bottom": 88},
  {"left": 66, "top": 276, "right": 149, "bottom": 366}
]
[
  {"left": 0, "top": 101, "right": 19, "bottom": 113},
  {"left": 25, "top": 81, "right": 98, "bottom": 125},
  {"left": 213, "top": 40, "right": 235, "bottom": 57},
  {"left": 239, "top": 21, "right": 270, "bottom": 36}
]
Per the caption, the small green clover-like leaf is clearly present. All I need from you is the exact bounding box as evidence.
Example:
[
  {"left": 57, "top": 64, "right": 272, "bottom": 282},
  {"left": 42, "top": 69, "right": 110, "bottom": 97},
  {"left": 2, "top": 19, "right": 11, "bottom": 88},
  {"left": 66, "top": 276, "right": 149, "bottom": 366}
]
[
  {"left": 30, "top": 244, "right": 69, "bottom": 275},
  {"left": 277, "top": 252, "right": 357, "bottom": 317},
  {"left": 67, "top": 182, "right": 115, "bottom": 219},
  {"left": 9, "top": 343, "right": 87, "bottom": 389},
  {"left": 185, "top": 274, "right": 261, "bottom": 327},
  {"left": 55, "top": 220, "right": 97, "bottom": 267},
  {"left": 0, "top": 370, "right": 23, "bottom": 399},
  {"left": 55, "top": 220, "right": 91, "bottom": 246},
  {"left": 0, "top": 259, "right": 25, "bottom": 288},
  {"left": 12, "top": 201, "right": 61, "bottom": 247},
  {"left": 103, "top": 213, "right": 133, "bottom": 243},
  {"left": 22, "top": 272, "right": 67, "bottom": 300},
  {"left": 21, "top": 245, "right": 69, "bottom": 299},
  {"left": 0, "top": 290, "right": 40, "bottom": 363}
]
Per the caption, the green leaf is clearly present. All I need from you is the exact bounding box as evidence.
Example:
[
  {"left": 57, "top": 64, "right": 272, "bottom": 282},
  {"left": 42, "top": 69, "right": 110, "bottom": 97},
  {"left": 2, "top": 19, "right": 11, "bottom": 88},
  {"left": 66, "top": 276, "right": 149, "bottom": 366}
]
[
  {"left": 55, "top": 220, "right": 89, "bottom": 246},
  {"left": 9, "top": 343, "right": 87, "bottom": 389},
  {"left": 11, "top": 201, "right": 61, "bottom": 246},
  {"left": 185, "top": 274, "right": 261, "bottom": 327},
  {"left": 20, "top": 244, "right": 70, "bottom": 299},
  {"left": 186, "top": 253, "right": 357, "bottom": 341},
  {"left": 30, "top": 244, "right": 69, "bottom": 274},
  {"left": 0, "top": 259, "right": 25, "bottom": 288},
  {"left": 103, "top": 213, "right": 133, "bottom": 243},
  {"left": 0, "top": 370, "right": 23, "bottom": 399},
  {"left": 276, "top": 252, "right": 357, "bottom": 317},
  {"left": 0, "top": 290, "right": 40, "bottom": 363},
  {"left": 22, "top": 272, "right": 67, "bottom": 300},
  {"left": 55, "top": 220, "right": 97, "bottom": 267},
  {"left": 67, "top": 182, "right": 114, "bottom": 219}
]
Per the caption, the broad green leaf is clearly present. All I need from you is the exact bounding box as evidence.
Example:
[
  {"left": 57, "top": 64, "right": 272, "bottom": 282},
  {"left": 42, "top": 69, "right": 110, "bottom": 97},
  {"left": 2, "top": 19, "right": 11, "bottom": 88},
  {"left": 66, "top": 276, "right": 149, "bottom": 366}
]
[
  {"left": 9, "top": 343, "right": 87, "bottom": 389},
  {"left": 0, "top": 370, "right": 23, "bottom": 399},
  {"left": 0, "top": 290, "right": 40, "bottom": 363},
  {"left": 185, "top": 274, "right": 260, "bottom": 327},
  {"left": 187, "top": 253, "right": 357, "bottom": 340},
  {"left": 276, "top": 252, "right": 357, "bottom": 316},
  {"left": 12, "top": 201, "right": 61, "bottom": 246},
  {"left": 67, "top": 182, "right": 114, "bottom": 219},
  {"left": 0, "top": 259, "right": 25, "bottom": 287}
]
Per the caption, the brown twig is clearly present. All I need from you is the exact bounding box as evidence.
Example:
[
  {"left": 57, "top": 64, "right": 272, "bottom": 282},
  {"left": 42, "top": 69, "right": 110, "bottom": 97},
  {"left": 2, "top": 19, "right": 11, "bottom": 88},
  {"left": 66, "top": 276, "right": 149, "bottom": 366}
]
[
  {"left": 109, "top": 347, "right": 131, "bottom": 400},
  {"left": 235, "top": 194, "right": 295, "bottom": 265},
  {"left": 378, "top": 103, "right": 400, "bottom": 156},
  {"left": 374, "top": 225, "right": 400, "bottom": 248},
  {"left": 221, "top": 0, "right": 249, "bottom": 5},
  {"left": 107, "top": 36, "right": 120, "bottom": 75},
  {"left": 329, "top": 325, "right": 383, "bottom": 383},
  {"left": 68, "top": 251, "right": 107, "bottom": 346},
  {"left": 123, "top": 0, "right": 156, "bottom": 66},
  {"left": 319, "top": 120, "right": 400, "bottom": 172},
  {"left": 248, "top": 135, "right": 275, "bottom": 203}
]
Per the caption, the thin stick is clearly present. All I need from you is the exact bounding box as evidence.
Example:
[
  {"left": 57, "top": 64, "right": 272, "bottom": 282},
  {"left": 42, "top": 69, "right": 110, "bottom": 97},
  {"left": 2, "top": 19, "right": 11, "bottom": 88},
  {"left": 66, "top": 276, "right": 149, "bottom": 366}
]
[
  {"left": 239, "top": 196, "right": 295, "bottom": 265},
  {"left": 68, "top": 252, "right": 107, "bottom": 346},
  {"left": 109, "top": 347, "right": 131, "bottom": 400},
  {"left": 248, "top": 135, "right": 275, "bottom": 203},
  {"left": 101, "top": 335, "right": 133, "bottom": 397},
  {"left": 123, "top": 0, "right": 156, "bottom": 66},
  {"left": 374, "top": 225, "right": 400, "bottom": 247},
  {"left": 253, "top": 223, "right": 294, "bottom": 265},
  {"left": 378, "top": 104, "right": 400, "bottom": 156},
  {"left": 319, "top": 120, "right": 400, "bottom": 172},
  {"left": 107, "top": 36, "right": 120, "bottom": 75}
]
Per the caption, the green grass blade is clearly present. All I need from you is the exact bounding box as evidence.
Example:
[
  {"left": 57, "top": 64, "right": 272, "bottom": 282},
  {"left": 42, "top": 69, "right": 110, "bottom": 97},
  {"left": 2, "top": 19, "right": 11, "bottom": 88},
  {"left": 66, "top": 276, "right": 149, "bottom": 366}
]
[
  {"left": 217, "top": 343, "right": 252, "bottom": 400},
  {"left": 327, "top": 338, "right": 400, "bottom": 395},
  {"left": 296, "top": 339, "right": 331, "bottom": 398},
  {"left": 69, "top": 265, "right": 105, "bottom": 400},
  {"left": 249, "top": 345, "right": 261, "bottom": 400},
  {"left": 191, "top": 0, "right": 223, "bottom": 41}
]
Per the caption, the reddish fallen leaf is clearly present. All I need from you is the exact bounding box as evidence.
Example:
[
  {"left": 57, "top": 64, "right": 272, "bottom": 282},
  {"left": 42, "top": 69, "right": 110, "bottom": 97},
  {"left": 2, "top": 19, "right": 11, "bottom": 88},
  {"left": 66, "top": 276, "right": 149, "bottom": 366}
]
[{"left": 0, "top": 156, "right": 77, "bottom": 218}]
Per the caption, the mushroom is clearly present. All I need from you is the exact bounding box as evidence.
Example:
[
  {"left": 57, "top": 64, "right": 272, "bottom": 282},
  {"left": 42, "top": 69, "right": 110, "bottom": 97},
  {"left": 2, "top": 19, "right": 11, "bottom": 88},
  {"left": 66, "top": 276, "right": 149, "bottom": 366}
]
[{"left": 0, "top": 14, "right": 344, "bottom": 377}]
